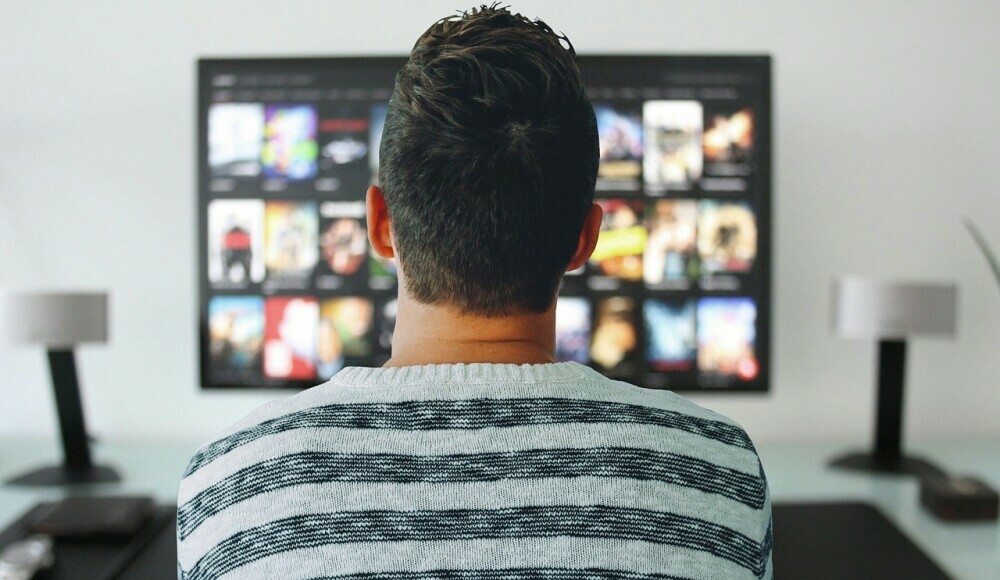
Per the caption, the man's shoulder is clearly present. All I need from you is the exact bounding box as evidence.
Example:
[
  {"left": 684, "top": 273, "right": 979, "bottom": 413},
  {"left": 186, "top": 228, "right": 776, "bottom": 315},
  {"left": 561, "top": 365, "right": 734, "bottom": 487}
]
[
  {"left": 185, "top": 365, "right": 762, "bottom": 473},
  {"left": 593, "top": 373, "right": 746, "bottom": 427},
  {"left": 182, "top": 365, "right": 761, "bottom": 474},
  {"left": 549, "top": 369, "right": 762, "bottom": 460},
  {"left": 179, "top": 379, "right": 343, "bottom": 484}
]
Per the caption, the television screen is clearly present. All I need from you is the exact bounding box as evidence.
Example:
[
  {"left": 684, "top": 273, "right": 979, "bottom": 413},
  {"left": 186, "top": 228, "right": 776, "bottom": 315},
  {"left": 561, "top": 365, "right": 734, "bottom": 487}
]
[{"left": 198, "top": 56, "right": 771, "bottom": 391}]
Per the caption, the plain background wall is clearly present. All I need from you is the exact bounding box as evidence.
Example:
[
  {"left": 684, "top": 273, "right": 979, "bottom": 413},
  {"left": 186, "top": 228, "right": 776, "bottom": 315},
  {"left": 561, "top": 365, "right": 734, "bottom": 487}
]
[{"left": 1, "top": 0, "right": 998, "bottom": 445}]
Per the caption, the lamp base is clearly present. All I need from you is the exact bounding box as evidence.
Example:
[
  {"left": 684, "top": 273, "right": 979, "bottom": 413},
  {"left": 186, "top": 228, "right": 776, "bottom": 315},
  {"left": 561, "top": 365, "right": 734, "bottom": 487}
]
[
  {"left": 5, "top": 464, "right": 120, "bottom": 486},
  {"left": 830, "top": 452, "right": 946, "bottom": 480}
]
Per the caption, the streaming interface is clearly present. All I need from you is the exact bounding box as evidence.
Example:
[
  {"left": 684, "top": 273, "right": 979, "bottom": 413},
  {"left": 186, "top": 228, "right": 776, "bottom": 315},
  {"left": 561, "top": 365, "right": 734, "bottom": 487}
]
[{"left": 200, "top": 57, "right": 771, "bottom": 391}]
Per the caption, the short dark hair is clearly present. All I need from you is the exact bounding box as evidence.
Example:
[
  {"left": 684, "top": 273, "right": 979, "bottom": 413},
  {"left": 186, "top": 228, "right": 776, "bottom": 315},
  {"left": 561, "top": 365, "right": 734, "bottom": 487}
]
[{"left": 379, "top": 4, "right": 598, "bottom": 316}]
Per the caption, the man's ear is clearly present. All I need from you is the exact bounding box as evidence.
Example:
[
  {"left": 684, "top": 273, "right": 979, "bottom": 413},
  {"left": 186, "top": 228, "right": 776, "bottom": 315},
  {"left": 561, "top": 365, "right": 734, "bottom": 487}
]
[
  {"left": 566, "top": 203, "right": 603, "bottom": 272},
  {"left": 366, "top": 185, "right": 395, "bottom": 259}
]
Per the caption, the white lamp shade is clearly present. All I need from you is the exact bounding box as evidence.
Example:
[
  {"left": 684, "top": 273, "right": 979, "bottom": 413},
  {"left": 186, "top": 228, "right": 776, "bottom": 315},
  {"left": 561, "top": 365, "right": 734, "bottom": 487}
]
[
  {"left": 831, "top": 278, "right": 957, "bottom": 339},
  {"left": 0, "top": 292, "right": 109, "bottom": 348}
]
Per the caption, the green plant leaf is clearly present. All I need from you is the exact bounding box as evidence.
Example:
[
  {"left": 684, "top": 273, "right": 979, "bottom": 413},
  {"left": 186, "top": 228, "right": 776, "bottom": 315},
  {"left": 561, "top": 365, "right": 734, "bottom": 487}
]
[{"left": 965, "top": 219, "right": 1000, "bottom": 292}]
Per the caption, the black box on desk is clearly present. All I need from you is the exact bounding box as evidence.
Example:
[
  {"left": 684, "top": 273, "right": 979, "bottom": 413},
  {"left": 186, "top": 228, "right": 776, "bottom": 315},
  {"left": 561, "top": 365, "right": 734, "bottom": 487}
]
[{"left": 920, "top": 476, "right": 999, "bottom": 521}]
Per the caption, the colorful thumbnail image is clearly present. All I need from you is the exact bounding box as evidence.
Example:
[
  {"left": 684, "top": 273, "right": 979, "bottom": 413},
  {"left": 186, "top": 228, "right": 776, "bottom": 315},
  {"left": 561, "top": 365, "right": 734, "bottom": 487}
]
[
  {"left": 644, "top": 199, "right": 699, "bottom": 286},
  {"left": 555, "top": 297, "right": 590, "bottom": 364},
  {"left": 319, "top": 116, "right": 369, "bottom": 170},
  {"left": 321, "top": 136, "right": 367, "bottom": 170},
  {"left": 208, "top": 199, "right": 266, "bottom": 286},
  {"left": 319, "top": 201, "right": 367, "bottom": 277},
  {"left": 704, "top": 108, "right": 754, "bottom": 163},
  {"left": 697, "top": 200, "right": 757, "bottom": 274},
  {"left": 368, "top": 103, "right": 388, "bottom": 183},
  {"left": 265, "top": 201, "right": 319, "bottom": 277},
  {"left": 697, "top": 297, "right": 758, "bottom": 381},
  {"left": 595, "top": 104, "right": 642, "bottom": 181},
  {"left": 589, "top": 199, "right": 646, "bottom": 281},
  {"left": 208, "top": 296, "right": 264, "bottom": 375},
  {"left": 643, "top": 100, "right": 703, "bottom": 189},
  {"left": 317, "top": 297, "right": 374, "bottom": 380},
  {"left": 377, "top": 299, "right": 398, "bottom": 353},
  {"left": 369, "top": 247, "right": 397, "bottom": 290},
  {"left": 264, "top": 296, "right": 318, "bottom": 380},
  {"left": 591, "top": 297, "right": 641, "bottom": 377},
  {"left": 262, "top": 104, "right": 319, "bottom": 180},
  {"left": 208, "top": 103, "right": 263, "bottom": 177},
  {"left": 644, "top": 299, "right": 696, "bottom": 371}
]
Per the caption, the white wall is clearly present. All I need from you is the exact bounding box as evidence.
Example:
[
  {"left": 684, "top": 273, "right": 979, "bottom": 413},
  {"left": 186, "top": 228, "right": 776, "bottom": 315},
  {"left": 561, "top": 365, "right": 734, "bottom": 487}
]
[{"left": 1, "top": 0, "right": 998, "bottom": 445}]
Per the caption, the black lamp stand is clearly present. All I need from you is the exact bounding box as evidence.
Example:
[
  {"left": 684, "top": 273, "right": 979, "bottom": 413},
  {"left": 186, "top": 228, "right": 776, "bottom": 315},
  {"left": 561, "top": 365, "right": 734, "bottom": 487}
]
[
  {"left": 830, "top": 340, "right": 945, "bottom": 479},
  {"left": 5, "top": 349, "right": 120, "bottom": 486}
]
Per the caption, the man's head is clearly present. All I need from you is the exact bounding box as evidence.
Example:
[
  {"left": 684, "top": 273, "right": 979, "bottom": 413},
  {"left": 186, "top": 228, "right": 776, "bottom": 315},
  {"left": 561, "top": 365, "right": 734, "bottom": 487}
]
[{"left": 370, "top": 4, "right": 600, "bottom": 317}]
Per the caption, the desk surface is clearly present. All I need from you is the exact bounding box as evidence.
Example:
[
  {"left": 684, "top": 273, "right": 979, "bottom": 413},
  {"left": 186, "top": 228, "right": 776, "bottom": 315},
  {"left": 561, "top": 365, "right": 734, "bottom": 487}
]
[
  {"left": 758, "top": 440, "right": 1000, "bottom": 580},
  {"left": 2, "top": 438, "right": 998, "bottom": 579}
]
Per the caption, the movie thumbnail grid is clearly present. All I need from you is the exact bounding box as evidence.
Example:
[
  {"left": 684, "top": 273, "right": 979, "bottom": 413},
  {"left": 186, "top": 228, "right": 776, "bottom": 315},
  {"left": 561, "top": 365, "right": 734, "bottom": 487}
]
[
  {"left": 594, "top": 101, "right": 756, "bottom": 196},
  {"left": 555, "top": 295, "right": 760, "bottom": 388},
  {"left": 207, "top": 102, "right": 388, "bottom": 196},
  {"left": 207, "top": 98, "right": 754, "bottom": 199},
  {"left": 207, "top": 199, "right": 397, "bottom": 293},
  {"left": 208, "top": 294, "right": 399, "bottom": 386},
  {"left": 204, "top": 97, "right": 761, "bottom": 388},
  {"left": 562, "top": 197, "right": 758, "bottom": 294},
  {"left": 208, "top": 193, "right": 758, "bottom": 291}
]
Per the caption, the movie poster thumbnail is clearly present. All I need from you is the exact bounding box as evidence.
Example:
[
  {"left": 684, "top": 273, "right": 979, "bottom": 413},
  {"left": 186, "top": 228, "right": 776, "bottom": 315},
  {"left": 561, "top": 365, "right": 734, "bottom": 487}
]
[
  {"left": 555, "top": 297, "right": 590, "bottom": 364},
  {"left": 697, "top": 200, "right": 757, "bottom": 276},
  {"left": 595, "top": 104, "right": 642, "bottom": 192},
  {"left": 703, "top": 107, "right": 755, "bottom": 165},
  {"left": 559, "top": 262, "right": 587, "bottom": 295},
  {"left": 207, "top": 199, "right": 266, "bottom": 288},
  {"left": 644, "top": 299, "right": 696, "bottom": 371},
  {"left": 208, "top": 103, "right": 264, "bottom": 178},
  {"left": 316, "top": 108, "right": 371, "bottom": 195},
  {"left": 644, "top": 199, "right": 699, "bottom": 289},
  {"left": 590, "top": 296, "right": 642, "bottom": 379},
  {"left": 643, "top": 100, "right": 703, "bottom": 192},
  {"left": 208, "top": 296, "right": 264, "bottom": 382},
  {"left": 372, "top": 298, "right": 398, "bottom": 365},
  {"left": 588, "top": 199, "right": 646, "bottom": 286},
  {"left": 316, "top": 297, "right": 374, "bottom": 380},
  {"left": 369, "top": 247, "right": 398, "bottom": 291},
  {"left": 368, "top": 103, "right": 388, "bottom": 185},
  {"left": 262, "top": 104, "right": 319, "bottom": 181},
  {"left": 316, "top": 201, "right": 368, "bottom": 291},
  {"left": 264, "top": 201, "right": 319, "bottom": 290},
  {"left": 697, "top": 297, "right": 758, "bottom": 383},
  {"left": 263, "top": 296, "right": 318, "bottom": 380}
]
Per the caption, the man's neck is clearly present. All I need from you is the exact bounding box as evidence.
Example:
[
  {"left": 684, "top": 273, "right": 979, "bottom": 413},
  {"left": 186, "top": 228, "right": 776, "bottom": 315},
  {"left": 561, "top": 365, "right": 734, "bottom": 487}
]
[{"left": 384, "top": 294, "right": 557, "bottom": 367}]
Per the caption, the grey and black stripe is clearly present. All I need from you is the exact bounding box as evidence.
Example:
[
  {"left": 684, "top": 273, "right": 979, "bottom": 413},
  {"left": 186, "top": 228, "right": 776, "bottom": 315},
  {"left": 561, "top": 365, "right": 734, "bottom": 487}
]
[{"left": 183, "top": 398, "right": 756, "bottom": 477}]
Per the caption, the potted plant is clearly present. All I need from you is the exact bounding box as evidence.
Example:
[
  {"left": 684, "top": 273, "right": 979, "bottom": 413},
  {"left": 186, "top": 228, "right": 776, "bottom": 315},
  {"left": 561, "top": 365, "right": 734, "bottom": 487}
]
[{"left": 966, "top": 220, "right": 1000, "bottom": 291}]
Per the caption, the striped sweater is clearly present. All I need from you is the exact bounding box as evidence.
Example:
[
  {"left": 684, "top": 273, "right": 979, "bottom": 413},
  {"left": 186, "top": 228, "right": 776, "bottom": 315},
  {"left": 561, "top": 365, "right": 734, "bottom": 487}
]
[{"left": 177, "top": 362, "right": 773, "bottom": 580}]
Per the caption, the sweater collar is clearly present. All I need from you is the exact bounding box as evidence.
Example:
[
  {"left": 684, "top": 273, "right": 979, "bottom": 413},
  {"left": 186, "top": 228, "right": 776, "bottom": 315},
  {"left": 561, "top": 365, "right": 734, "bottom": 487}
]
[{"left": 331, "top": 361, "right": 592, "bottom": 387}]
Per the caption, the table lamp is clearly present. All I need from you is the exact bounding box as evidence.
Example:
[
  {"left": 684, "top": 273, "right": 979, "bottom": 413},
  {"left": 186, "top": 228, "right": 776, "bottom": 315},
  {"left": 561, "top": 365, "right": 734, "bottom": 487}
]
[
  {"left": 829, "top": 277, "right": 957, "bottom": 476},
  {"left": 0, "top": 291, "right": 120, "bottom": 486}
]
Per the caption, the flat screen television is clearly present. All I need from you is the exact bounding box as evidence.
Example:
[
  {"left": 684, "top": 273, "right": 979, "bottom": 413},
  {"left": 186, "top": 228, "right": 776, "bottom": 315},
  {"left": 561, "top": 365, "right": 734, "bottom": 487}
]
[{"left": 198, "top": 55, "right": 771, "bottom": 392}]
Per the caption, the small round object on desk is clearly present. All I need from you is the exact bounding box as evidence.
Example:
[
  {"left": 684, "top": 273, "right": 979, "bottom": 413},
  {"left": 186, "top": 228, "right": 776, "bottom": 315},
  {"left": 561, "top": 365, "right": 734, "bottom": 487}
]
[{"left": 0, "top": 535, "right": 54, "bottom": 580}]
